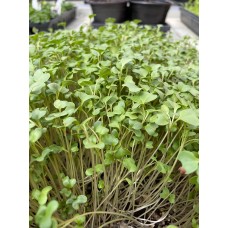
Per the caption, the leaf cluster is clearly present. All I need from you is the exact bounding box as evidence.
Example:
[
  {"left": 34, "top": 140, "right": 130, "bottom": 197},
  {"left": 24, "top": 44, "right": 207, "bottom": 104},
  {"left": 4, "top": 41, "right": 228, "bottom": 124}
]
[
  {"left": 29, "top": 1, "right": 75, "bottom": 24},
  {"left": 29, "top": 2, "right": 57, "bottom": 24}
]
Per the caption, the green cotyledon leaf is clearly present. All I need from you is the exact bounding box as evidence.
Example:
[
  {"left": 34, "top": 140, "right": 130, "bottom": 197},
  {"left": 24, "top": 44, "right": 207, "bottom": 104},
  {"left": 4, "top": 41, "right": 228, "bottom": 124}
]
[
  {"left": 33, "top": 69, "right": 50, "bottom": 83},
  {"left": 29, "top": 128, "right": 44, "bottom": 143},
  {"left": 178, "top": 109, "right": 199, "bottom": 126},
  {"left": 123, "top": 158, "right": 137, "bottom": 172},
  {"left": 123, "top": 75, "right": 141, "bottom": 93},
  {"left": 129, "top": 91, "right": 157, "bottom": 105},
  {"left": 178, "top": 150, "right": 199, "bottom": 174}
]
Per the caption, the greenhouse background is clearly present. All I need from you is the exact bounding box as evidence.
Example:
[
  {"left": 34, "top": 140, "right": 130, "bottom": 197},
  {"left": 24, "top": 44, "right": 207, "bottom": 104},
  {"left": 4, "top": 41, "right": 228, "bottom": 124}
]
[{"left": 29, "top": 0, "right": 198, "bottom": 39}]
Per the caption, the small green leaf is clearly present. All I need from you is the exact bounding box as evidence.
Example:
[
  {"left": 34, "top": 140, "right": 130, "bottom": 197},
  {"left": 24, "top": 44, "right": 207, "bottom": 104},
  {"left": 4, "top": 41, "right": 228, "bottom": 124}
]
[
  {"left": 104, "top": 152, "right": 115, "bottom": 165},
  {"left": 71, "top": 143, "right": 79, "bottom": 153},
  {"left": 34, "top": 145, "right": 62, "bottom": 162},
  {"left": 94, "top": 122, "right": 109, "bottom": 135},
  {"left": 146, "top": 141, "right": 153, "bottom": 149},
  {"left": 109, "top": 121, "right": 120, "bottom": 129},
  {"left": 99, "top": 67, "right": 111, "bottom": 78},
  {"left": 178, "top": 150, "right": 199, "bottom": 174},
  {"left": 89, "top": 14, "right": 96, "bottom": 19},
  {"left": 51, "top": 218, "right": 58, "bottom": 228},
  {"left": 169, "top": 194, "right": 175, "bottom": 204},
  {"left": 95, "top": 164, "right": 104, "bottom": 174},
  {"left": 113, "top": 100, "right": 125, "bottom": 115},
  {"left": 98, "top": 180, "right": 105, "bottom": 189},
  {"left": 102, "top": 134, "right": 119, "bottom": 146},
  {"left": 75, "top": 214, "right": 86, "bottom": 225},
  {"left": 124, "top": 178, "right": 133, "bottom": 186},
  {"left": 78, "top": 78, "right": 93, "bottom": 86},
  {"left": 83, "top": 138, "right": 105, "bottom": 149},
  {"left": 46, "top": 200, "right": 59, "bottom": 216},
  {"left": 133, "top": 68, "right": 148, "bottom": 77},
  {"left": 160, "top": 187, "right": 170, "bottom": 199},
  {"left": 161, "top": 104, "right": 169, "bottom": 114},
  {"left": 29, "top": 44, "right": 36, "bottom": 55},
  {"left": 119, "top": 58, "right": 133, "bottom": 70},
  {"left": 178, "top": 109, "right": 199, "bottom": 126},
  {"left": 60, "top": 188, "right": 71, "bottom": 197},
  {"left": 29, "top": 128, "right": 43, "bottom": 143},
  {"left": 92, "top": 108, "right": 101, "bottom": 116},
  {"left": 32, "top": 189, "right": 41, "bottom": 201},
  {"left": 76, "top": 195, "right": 87, "bottom": 204},
  {"left": 72, "top": 195, "right": 87, "bottom": 210},
  {"left": 129, "top": 119, "right": 143, "bottom": 130},
  {"left": 155, "top": 113, "right": 170, "bottom": 126},
  {"left": 144, "top": 123, "right": 158, "bottom": 136},
  {"left": 31, "top": 82, "right": 45, "bottom": 93},
  {"left": 47, "top": 83, "right": 60, "bottom": 93},
  {"left": 35, "top": 201, "right": 58, "bottom": 228},
  {"left": 75, "top": 91, "right": 99, "bottom": 104},
  {"left": 156, "top": 161, "right": 167, "bottom": 174},
  {"left": 129, "top": 91, "right": 157, "bottom": 105},
  {"left": 85, "top": 168, "right": 94, "bottom": 176},
  {"left": 166, "top": 225, "right": 178, "bottom": 228},
  {"left": 63, "top": 117, "right": 76, "bottom": 127},
  {"left": 123, "top": 76, "right": 141, "bottom": 93},
  {"left": 31, "top": 108, "right": 46, "bottom": 120},
  {"left": 115, "top": 147, "right": 131, "bottom": 159},
  {"left": 62, "top": 176, "right": 76, "bottom": 188},
  {"left": 54, "top": 100, "right": 68, "bottom": 109},
  {"left": 123, "top": 158, "right": 137, "bottom": 172},
  {"left": 38, "top": 186, "right": 52, "bottom": 205},
  {"left": 34, "top": 69, "right": 50, "bottom": 83}
]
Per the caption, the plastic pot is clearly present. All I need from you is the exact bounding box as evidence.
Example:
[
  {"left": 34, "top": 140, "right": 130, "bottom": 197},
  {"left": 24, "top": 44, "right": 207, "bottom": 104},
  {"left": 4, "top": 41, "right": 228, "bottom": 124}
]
[
  {"left": 89, "top": 0, "right": 129, "bottom": 23},
  {"left": 129, "top": 0, "right": 171, "bottom": 24},
  {"left": 180, "top": 7, "right": 199, "bottom": 35}
]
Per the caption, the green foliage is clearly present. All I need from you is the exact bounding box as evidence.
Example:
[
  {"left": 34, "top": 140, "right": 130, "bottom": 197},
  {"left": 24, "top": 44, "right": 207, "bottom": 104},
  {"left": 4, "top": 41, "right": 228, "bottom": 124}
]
[
  {"left": 61, "top": 1, "right": 74, "bottom": 12},
  {"left": 35, "top": 200, "right": 58, "bottom": 228},
  {"left": 29, "top": 1, "right": 75, "bottom": 24},
  {"left": 185, "top": 0, "right": 199, "bottom": 16},
  {"left": 178, "top": 150, "right": 199, "bottom": 174},
  {"left": 29, "top": 20, "right": 198, "bottom": 227},
  {"left": 29, "top": 2, "right": 57, "bottom": 23}
]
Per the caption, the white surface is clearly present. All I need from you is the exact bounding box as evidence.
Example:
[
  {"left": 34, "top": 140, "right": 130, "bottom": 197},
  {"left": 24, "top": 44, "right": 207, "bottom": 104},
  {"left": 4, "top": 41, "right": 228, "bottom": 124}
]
[
  {"left": 166, "top": 6, "right": 198, "bottom": 40},
  {"left": 32, "top": 0, "right": 41, "bottom": 10},
  {"left": 55, "top": 0, "right": 63, "bottom": 15},
  {"left": 66, "top": 1, "right": 92, "bottom": 30}
]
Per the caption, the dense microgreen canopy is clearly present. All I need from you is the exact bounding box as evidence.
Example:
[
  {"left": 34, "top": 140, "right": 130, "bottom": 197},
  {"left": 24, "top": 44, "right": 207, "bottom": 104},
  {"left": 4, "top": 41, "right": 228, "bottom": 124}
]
[{"left": 29, "top": 20, "right": 199, "bottom": 228}]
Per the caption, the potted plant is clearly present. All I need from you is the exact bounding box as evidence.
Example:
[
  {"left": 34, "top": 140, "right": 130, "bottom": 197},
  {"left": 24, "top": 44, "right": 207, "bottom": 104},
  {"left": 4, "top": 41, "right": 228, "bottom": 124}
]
[
  {"left": 87, "top": 0, "right": 129, "bottom": 27},
  {"left": 180, "top": 0, "right": 199, "bottom": 35},
  {"left": 29, "top": 0, "right": 76, "bottom": 34},
  {"left": 129, "top": 0, "right": 172, "bottom": 31}
]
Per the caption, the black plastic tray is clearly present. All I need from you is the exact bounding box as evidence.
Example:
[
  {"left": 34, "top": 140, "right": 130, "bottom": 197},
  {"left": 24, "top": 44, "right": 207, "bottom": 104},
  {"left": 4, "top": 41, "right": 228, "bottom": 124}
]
[
  {"left": 180, "top": 7, "right": 199, "bottom": 35},
  {"left": 92, "top": 22, "right": 171, "bottom": 33},
  {"left": 129, "top": 0, "right": 171, "bottom": 24},
  {"left": 173, "top": 0, "right": 188, "bottom": 3},
  {"left": 90, "top": 0, "right": 129, "bottom": 23},
  {"left": 29, "top": 7, "right": 76, "bottom": 34}
]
